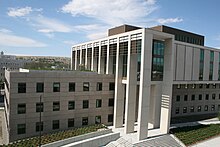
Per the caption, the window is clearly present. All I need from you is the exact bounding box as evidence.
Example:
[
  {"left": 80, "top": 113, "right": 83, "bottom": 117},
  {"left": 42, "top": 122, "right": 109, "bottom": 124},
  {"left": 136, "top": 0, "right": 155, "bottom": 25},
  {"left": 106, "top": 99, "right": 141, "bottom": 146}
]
[
  {"left": 68, "top": 101, "right": 75, "bottom": 110},
  {"left": 190, "top": 106, "right": 194, "bottom": 112},
  {"left": 211, "top": 105, "right": 215, "bottom": 111},
  {"left": 199, "top": 94, "right": 202, "bottom": 100},
  {"left": 69, "top": 82, "right": 75, "bottom": 92},
  {"left": 109, "top": 82, "right": 115, "bottom": 91},
  {"left": 218, "top": 105, "right": 220, "bottom": 111},
  {"left": 82, "top": 117, "right": 88, "bottom": 126},
  {"left": 184, "top": 95, "right": 188, "bottom": 101},
  {"left": 96, "top": 82, "right": 102, "bottom": 91},
  {"left": 96, "top": 99, "right": 102, "bottom": 108},
  {"left": 176, "top": 95, "right": 180, "bottom": 102},
  {"left": 209, "top": 51, "right": 214, "bottom": 80},
  {"left": 192, "top": 84, "right": 196, "bottom": 89},
  {"left": 213, "top": 84, "right": 216, "bottom": 89},
  {"left": 36, "top": 122, "right": 43, "bottom": 132},
  {"left": 108, "top": 98, "right": 114, "bottom": 107},
  {"left": 36, "top": 83, "right": 44, "bottom": 93},
  {"left": 68, "top": 118, "right": 74, "bottom": 128},
  {"left": 204, "top": 105, "right": 208, "bottom": 111},
  {"left": 52, "top": 120, "right": 59, "bottom": 130},
  {"left": 205, "top": 94, "right": 209, "bottom": 100},
  {"left": 108, "top": 114, "right": 113, "bottom": 122},
  {"left": 53, "top": 102, "right": 60, "bottom": 111},
  {"left": 17, "top": 104, "right": 26, "bottom": 114},
  {"left": 199, "top": 49, "right": 204, "bottom": 80},
  {"left": 83, "top": 100, "right": 89, "bottom": 109},
  {"left": 17, "top": 124, "right": 26, "bottom": 134},
  {"left": 206, "top": 84, "right": 210, "bottom": 89},
  {"left": 219, "top": 94, "right": 220, "bottom": 99},
  {"left": 95, "top": 116, "right": 101, "bottom": 124},
  {"left": 175, "top": 108, "right": 179, "bottom": 114},
  {"left": 83, "top": 82, "right": 89, "bottom": 91},
  {"left": 199, "top": 84, "right": 203, "bottom": 89},
  {"left": 36, "top": 102, "right": 43, "bottom": 112},
  {"left": 53, "top": 82, "right": 60, "bottom": 92},
  {"left": 198, "top": 106, "right": 202, "bottom": 112},
  {"left": 191, "top": 95, "right": 195, "bottom": 101},
  {"left": 212, "top": 94, "right": 216, "bottom": 100},
  {"left": 183, "top": 107, "right": 187, "bottom": 113},
  {"left": 177, "top": 84, "right": 181, "bottom": 89},
  {"left": 18, "top": 83, "right": 26, "bottom": 93}
]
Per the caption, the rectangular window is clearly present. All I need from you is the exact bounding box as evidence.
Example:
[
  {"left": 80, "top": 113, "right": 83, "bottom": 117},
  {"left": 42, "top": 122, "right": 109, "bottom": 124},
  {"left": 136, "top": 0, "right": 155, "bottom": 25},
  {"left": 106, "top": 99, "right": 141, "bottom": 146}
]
[
  {"left": 190, "top": 106, "right": 194, "bottom": 112},
  {"left": 199, "top": 94, "right": 202, "bottom": 100},
  {"left": 68, "top": 118, "right": 74, "bottom": 128},
  {"left": 36, "top": 83, "right": 44, "bottom": 93},
  {"left": 36, "top": 122, "right": 43, "bottom": 132},
  {"left": 175, "top": 108, "right": 179, "bottom": 114},
  {"left": 191, "top": 95, "right": 195, "bottom": 101},
  {"left": 69, "top": 82, "right": 75, "bottom": 92},
  {"left": 83, "top": 100, "right": 89, "bottom": 109},
  {"left": 184, "top": 95, "right": 188, "bottom": 101},
  {"left": 53, "top": 102, "right": 60, "bottom": 111},
  {"left": 82, "top": 117, "right": 88, "bottom": 126},
  {"left": 199, "top": 84, "right": 203, "bottom": 88},
  {"left": 192, "top": 84, "right": 196, "bottom": 89},
  {"left": 17, "top": 124, "right": 26, "bottom": 134},
  {"left": 83, "top": 82, "right": 89, "bottom": 91},
  {"left": 206, "top": 84, "right": 210, "bottom": 89},
  {"left": 53, "top": 82, "right": 60, "bottom": 92},
  {"left": 95, "top": 116, "right": 101, "bottom": 124},
  {"left": 218, "top": 52, "right": 220, "bottom": 80},
  {"left": 183, "top": 107, "right": 187, "bottom": 113},
  {"left": 211, "top": 105, "right": 215, "bottom": 111},
  {"left": 52, "top": 120, "right": 59, "bottom": 130},
  {"left": 213, "top": 84, "right": 216, "bottom": 89},
  {"left": 18, "top": 83, "right": 26, "bottom": 93},
  {"left": 205, "top": 94, "right": 209, "bottom": 100},
  {"left": 177, "top": 84, "right": 181, "bottom": 89},
  {"left": 109, "top": 82, "right": 115, "bottom": 91},
  {"left": 17, "top": 103, "right": 26, "bottom": 114},
  {"left": 36, "top": 102, "right": 43, "bottom": 112},
  {"left": 199, "top": 49, "right": 204, "bottom": 80},
  {"left": 96, "top": 82, "right": 102, "bottom": 91},
  {"left": 209, "top": 51, "right": 214, "bottom": 80},
  {"left": 108, "top": 98, "right": 114, "bottom": 107},
  {"left": 198, "top": 106, "right": 202, "bottom": 112},
  {"left": 68, "top": 101, "right": 75, "bottom": 110},
  {"left": 108, "top": 114, "right": 113, "bottom": 122},
  {"left": 212, "top": 94, "right": 216, "bottom": 100},
  {"left": 204, "top": 105, "right": 208, "bottom": 111},
  {"left": 176, "top": 95, "right": 180, "bottom": 102},
  {"left": 218, "top": 105, "right": 220, "bottom": 111},
  {"left": 96, "top": 99, "right": 102, "bottom": 108}
]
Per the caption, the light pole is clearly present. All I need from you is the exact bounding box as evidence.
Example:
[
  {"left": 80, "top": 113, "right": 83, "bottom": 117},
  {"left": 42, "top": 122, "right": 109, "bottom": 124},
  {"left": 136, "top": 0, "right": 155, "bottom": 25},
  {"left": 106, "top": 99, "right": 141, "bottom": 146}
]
[{"left": 39, "top": 95, "right": 42, "bottom": 147}]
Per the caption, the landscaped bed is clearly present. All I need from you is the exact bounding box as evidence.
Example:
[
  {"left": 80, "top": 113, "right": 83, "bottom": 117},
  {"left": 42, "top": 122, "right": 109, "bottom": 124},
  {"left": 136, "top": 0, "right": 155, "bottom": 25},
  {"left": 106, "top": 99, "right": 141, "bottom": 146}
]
[
  {"left": 1, "top": 124, "right": 106, "bottom": 147},
  {"left": 170, "top": 124, "right": 220, "bottom": 146}
]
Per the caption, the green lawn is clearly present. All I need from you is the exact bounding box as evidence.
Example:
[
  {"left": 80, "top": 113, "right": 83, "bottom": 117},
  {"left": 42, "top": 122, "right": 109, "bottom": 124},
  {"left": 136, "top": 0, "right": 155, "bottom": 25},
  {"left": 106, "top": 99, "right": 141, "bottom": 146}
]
[
  {"left": 1, "top": 124, "right": 106, "bottom": 147},
  {"left": 170, "top": 124, "right": 220, "bottom": 146}
]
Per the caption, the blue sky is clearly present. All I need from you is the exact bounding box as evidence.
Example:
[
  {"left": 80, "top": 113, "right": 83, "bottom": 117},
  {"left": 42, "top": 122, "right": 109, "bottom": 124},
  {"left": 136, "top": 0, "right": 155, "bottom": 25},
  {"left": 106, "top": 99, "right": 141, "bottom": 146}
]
[{"left": 0, "top": 0, "right": 219, "bottom": 57}]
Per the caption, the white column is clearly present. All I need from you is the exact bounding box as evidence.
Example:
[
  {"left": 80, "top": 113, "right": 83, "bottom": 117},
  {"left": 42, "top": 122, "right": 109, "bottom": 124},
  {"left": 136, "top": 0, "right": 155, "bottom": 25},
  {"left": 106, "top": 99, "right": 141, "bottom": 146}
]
[
  {"left": 106, "top": 43, "right": 110, "bottom": 74},
  {"left": 114, "top": 37, "right": 124, "bottom": 128},
  {"left": 91, "top": 45, "right": 94, "bottom": 71},
  {"left": 74, "top": 50, "right": 77, "bottom": 70},
  {"left": 160, "top": 38, "right": 174, "bottom": 134},
  {"left": 85, "top": 47, "right": 88, "bottom": 69},
  {"left": 80, "top": 47, "right": 82, "bottom": 65},
  {"left": 124, "top": 36, "right": 137, "bottom": 133},
  {"left": 137, "top": 31, "right": 153, "bottom": 141},
  {"left": 98, "top": 42, "right": 101, "bottom": 74}
]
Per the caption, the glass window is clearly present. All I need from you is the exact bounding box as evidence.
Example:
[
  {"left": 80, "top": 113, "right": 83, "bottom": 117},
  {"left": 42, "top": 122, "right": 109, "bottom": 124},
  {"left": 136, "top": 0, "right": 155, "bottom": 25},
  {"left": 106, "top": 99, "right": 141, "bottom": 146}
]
[
  {"left": 213, "top": 84, "right": 216, "bottom": 89},
  {"left": 176, "top": 95, "right": 180, "bottom": 102},
  {"left": 198, "top": 106, "right": 202, "bottom": 112},
  {"left": 36, "top": 122, "right": 43, "bottom": 132},
  {"left": 204, "top": 105, "right": 208, "bottom": 111},
  {"left": 109, "top": 83, "right": 115, "bottom": 91},
  {"left": 18, "top": 83, "right": 26, "bottom": 93},
  {"left": 69, "top": 82, "right": 75, "bottom": 92},
  {"left": 218, "top": 105, "right": 220, "bottom": 111},
  {"left": 17, "top": 103, "right": 26, "bottom": 114},
  {"left": 108, "top": 98, "right": 114, "bottom": 107},
  {"left": 17, "top": 124, "right": 26, "bottom": 134},
  {"left": 205, "top": 94, "right": 209, "bottom": 100},
  {"left": 199, "top": 49, "right": 204, "bottom": 80},
  {"left": 183, "top": 107, "right": 187, "bottom": 113},
  {"left": 96, "top": 99, "right": 102, "bottom": 108},
  {"left": 190, "top": 106, "right": 194, "bottom": 112},
  {"left": 68, "top": 101, "right": 75, "bottom": 110},
  {"left": 53, "top": 102, "right": 60, "bottom": 111},
  {"left": 191, "top": 95, "right": 195, "bottom": 101},
  {"left": 209, "top": 51, "right": 214, "bottom": 80},
  {"left": 184, "top": 95, "right": 188, "bottom": 101},
  {"left": 177, "top": 84, "right": 181, "bottom": 89},
  {"left": 175, "top": 108, "right": 179, "bottom": 114},
  {"left": 108, "top": 114, "right": 113, "bottom": 122},
  {"left": 96, "top": 82, "right": 102, "bottom": 91},
  {"left": 212, "top": 94, "right": 216, "bottom": 100},
  {"left": 82, "top": 117, "right": 88, "bottom": 126},
  {"left": 83, "top": 82, "right": 89, "bottom": 91},
  {"left": 206, "top": 84, "right": 210, "bottom": 89},
  {"left": 36, "top": 83, "right": 44, "bottom": 93},
  {"left": 199, "top": 94, "right": 202, "bottom": 100},
  {"left": 52, "top": 120, "right": 59, "bottom": 130},
  {"left": 199, "top": 84, "right": 203, "bottom": 88},
  {"left": 36, "top": 102, "right": 43, "bottom": 112},
  {"left": 68, "top": 118, "right": 74, "bottom": 128},
  {"left": 53, "top": 82, "right": 60, "bottom": 92},
  {"left": 211, "top": 105, "right": 215, "bottom": 111},
  {"left": 83, "top": 100, "right": 89, "bottom": 109},
  {"left": 95, "top": 116, "right": 101, "bottom": 124}
]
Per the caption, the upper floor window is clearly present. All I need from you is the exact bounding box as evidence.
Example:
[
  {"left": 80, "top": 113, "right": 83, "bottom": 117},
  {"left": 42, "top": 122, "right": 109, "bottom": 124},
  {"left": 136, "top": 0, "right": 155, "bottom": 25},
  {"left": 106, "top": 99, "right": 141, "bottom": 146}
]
[
  {"left": 17, "top": 103, "right": 26, "bottom": 114},
  {"left": 17, "top": 124, "right": 26, "bottom": 134},
  {"left": 83, "top": 100, "right": 89, "bottom": 109},
  {"left": 53, "top": 82, "right": 60, "bottom": 92},
  {"left": 109, "top": 82, "right": 115, "bottom": 91},
  {"left": 53, "top": 101, "right": 60, "bottom": 111},
  {"left": 18, "top": 83, "right": 26, "bottom": 93},
  {"left": 108, "top": 98, "right": 114, "bottom": 107},
  {"left": 36, "top": 102, "right": 44, "bottom": 112},
  {"left": 96, "top": 99, "right": 102, "bottom": 108},
  {"left": 68, "top": 101, "right": 75, "bottom": 110},
  {"left": 36, "top": 83, "right": 44, "bottom": 93},
  {"left": 83, "top": 82, "right": 89, "bottom": 91},
  {"left": 69, "top": 82, "right": 75, "bottom": 92},
  {"left": 96, "top": 82, "right": 102, "bottom": 91}
]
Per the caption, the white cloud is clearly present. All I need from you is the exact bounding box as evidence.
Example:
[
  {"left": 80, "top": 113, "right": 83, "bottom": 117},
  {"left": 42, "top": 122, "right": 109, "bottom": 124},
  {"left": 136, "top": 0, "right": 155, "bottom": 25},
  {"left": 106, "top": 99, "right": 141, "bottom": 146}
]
[
  {"left": 61, "top": 0, "right": 157, "bottom": 26},
  {"left": 157, "top": 17, "right": 183, "bottom": 24},
  {"left": 87, "top": 32, "right": 107, "bottom": 40},
  {"left": 63, "top": 40, "right": 78, "bottom": 45},
  {"left": 0, "top": 32, "right": 46, "bottom": 47},
  {"left": 7, "top": 7, "right": 32, "bottom": 17},
  {"left": 0, "top": 28, "right": 12, "bottom": 33}
]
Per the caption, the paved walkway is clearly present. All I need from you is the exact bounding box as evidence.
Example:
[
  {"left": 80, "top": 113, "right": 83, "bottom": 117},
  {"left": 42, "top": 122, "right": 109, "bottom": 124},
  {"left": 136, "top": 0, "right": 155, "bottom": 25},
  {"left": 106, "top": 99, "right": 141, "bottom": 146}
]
[{"left": 191, "top": 136, "right": 220, "bottom": 147}]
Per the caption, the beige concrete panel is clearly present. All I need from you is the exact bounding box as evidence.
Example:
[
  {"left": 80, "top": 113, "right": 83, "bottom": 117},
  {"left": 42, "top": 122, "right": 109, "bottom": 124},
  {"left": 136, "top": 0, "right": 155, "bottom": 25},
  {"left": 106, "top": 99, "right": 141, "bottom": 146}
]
[
  {"left": 203, "top": 50, "right": 210, "bottom": 80},
  {"left": 173, "top": 44, "right": 177, "bottom": 80},
  {"left": 176, "top": 44, "right": 185, "bottom": 80},
  {"left": 184, "top": 46, "right": 193, "bottom": 80},
  {"left": 192, "top": 48, "right": 200, "bottom": 80},
  {"left": 213, "top": 51, "right": 219, "bottom": 80}
]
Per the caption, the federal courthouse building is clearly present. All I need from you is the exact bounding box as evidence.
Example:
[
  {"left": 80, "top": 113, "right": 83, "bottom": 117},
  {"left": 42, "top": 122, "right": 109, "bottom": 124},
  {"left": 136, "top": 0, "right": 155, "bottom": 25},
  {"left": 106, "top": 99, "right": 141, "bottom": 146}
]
[{"left": 2, "top": 25, "right": 220, "bottom": 143}]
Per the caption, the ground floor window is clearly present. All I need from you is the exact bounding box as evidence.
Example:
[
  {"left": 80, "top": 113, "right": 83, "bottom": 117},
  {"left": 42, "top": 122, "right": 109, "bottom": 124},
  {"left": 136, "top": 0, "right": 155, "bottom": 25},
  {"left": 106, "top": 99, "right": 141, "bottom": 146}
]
[{"left": 17, "top": 124, "right": 26, "bottom": 134}]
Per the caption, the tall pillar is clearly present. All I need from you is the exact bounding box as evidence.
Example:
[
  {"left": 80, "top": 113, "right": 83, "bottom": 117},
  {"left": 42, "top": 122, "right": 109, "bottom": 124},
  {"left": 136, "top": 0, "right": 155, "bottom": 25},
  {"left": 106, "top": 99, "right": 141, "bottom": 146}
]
[
  {"left": 160, "top": 38, "right": 174, "bottom": 133},
  {"left": 74, "top": 49, "right": 77, "bottom": 70},
  {"left": 85, "top": 47, "right": 88, "bottom": 69},
  {"left": 149, "top": 84, "right": 162, "bottom": 128},
  {"left": 137, "top": 31, "right": 153, "bottom": 141},
  {"left": 98, "top": 42, "right": 101, "bottom": 74},
  {"left": 125, "top": 36, "right": 137, "bottom": 133},
  {"left": 114, "top": 37, "right": 124, "bottom": 128},
  {"left": 91, "top": 45, "right": 94, "bottom": 71},
  {"left": 80, "top": 47, "right": 82, "bottom": 65},
  {"left": 106, "top": 43, "right": 110, "bottom": 74}
]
